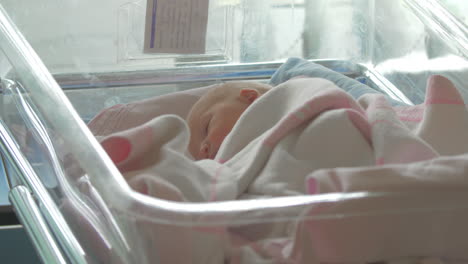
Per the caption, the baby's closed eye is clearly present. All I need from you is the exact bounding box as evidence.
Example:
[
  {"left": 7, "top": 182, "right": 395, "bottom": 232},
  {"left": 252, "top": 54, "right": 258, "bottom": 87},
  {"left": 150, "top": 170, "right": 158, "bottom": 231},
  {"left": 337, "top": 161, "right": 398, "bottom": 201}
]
[{"left": 205, "top": 118, "right": 212, "bottom": 135}]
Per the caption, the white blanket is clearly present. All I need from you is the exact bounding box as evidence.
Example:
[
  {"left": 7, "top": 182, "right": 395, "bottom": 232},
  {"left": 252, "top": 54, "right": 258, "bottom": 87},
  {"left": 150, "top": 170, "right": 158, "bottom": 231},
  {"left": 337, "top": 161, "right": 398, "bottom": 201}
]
[{"left": 97, "top": 76, "right": 468, "bottom": 264}]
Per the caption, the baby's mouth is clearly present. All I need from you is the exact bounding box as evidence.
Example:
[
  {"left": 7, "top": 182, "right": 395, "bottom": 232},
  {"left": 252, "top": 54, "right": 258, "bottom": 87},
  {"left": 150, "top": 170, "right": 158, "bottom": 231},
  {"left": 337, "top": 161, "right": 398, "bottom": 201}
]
[{"left": 208, "top": 144, "right": 218, "bottom": 159}]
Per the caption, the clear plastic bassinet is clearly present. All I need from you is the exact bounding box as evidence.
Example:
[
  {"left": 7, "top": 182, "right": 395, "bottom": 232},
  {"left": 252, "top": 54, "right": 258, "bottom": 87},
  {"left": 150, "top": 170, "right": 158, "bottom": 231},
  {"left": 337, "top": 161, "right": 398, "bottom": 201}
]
[{"left": 0, "top": 0, "right": 467, "bottom": 263}]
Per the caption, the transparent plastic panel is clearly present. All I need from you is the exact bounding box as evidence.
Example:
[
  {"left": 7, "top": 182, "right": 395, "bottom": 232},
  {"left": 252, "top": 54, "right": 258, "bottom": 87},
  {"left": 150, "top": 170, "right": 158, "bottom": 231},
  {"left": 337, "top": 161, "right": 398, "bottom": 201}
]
[
  {"left": 1, "top": 1, "right": 468, "bottom": 264},
  {"left": 0, "top": 9, "right": 133, "bottom": 262},
  {"left": 3, "top": 0, "right": 466, "bottom": 106},
  {"left": 439, "top": 0, "right": 468, "bottom": 25},
  {"left": 370, "top": 0, "right": 468, "bottom": 104},
  {"left": 117, "top": 0, "right": 235, "bottom": 66},
  {"left": 302, "top": 0, "right": 468, "bottom": 104},
  {"left": 1, "top": 0, "right": 306, "bottom": 73}
]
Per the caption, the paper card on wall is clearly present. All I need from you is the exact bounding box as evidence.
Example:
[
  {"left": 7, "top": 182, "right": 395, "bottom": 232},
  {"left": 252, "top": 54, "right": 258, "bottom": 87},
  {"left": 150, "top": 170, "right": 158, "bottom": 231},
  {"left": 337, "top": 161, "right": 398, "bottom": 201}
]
[{"left": 144, "top": 0, "right": 209, "bottom": 54}]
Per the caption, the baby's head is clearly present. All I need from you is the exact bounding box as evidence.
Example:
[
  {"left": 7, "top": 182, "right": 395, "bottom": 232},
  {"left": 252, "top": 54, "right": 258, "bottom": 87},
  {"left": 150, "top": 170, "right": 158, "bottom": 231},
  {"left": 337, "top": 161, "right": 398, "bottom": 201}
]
[{"left": 187, "top": 81, "right": 271, "bottom": 160}]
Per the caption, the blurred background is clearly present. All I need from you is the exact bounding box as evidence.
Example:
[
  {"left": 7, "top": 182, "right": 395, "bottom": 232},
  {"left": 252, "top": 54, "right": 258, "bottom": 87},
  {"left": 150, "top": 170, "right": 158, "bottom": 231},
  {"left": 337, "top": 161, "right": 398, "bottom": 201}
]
[
  {"left": 1, "top": 0, "right": 466, "bottom": 71},
  {"left": 0, "top": 0, "right": 467, "bottom": 133}
]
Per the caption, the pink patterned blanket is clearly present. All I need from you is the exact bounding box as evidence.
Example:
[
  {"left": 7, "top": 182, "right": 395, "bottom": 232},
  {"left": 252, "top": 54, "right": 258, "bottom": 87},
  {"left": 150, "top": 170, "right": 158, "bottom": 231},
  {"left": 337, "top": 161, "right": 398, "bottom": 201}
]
[{"left": 84, "top": 75, "right": 468, "bottom": 263}]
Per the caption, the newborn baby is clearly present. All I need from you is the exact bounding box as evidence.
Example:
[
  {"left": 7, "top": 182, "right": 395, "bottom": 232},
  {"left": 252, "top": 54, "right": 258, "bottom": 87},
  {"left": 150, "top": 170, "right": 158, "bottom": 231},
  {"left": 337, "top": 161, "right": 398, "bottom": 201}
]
[{"left": 187, "top": 82, "right": 271, "bottom": 160}]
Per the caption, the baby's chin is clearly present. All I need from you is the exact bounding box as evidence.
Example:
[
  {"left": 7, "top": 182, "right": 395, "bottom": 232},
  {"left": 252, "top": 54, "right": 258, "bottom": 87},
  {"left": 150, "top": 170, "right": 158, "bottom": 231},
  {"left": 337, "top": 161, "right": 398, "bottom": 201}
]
[
  {"left": 186, "top": 142, "right": 198, "bottom": 160},
  {"left": 208, "top": 150, "right": 218, "bottom": 160}
]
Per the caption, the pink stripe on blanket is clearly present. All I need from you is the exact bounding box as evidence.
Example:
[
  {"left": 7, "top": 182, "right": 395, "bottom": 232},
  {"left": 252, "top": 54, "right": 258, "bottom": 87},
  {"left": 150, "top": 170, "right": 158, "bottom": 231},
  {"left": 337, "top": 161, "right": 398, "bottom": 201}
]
[
  {"left": 263, "top": 90, "right": 359, "bottom": 147},
  {"left": 307, "top": 178, "right": 318, "bottom": 194},
  {"left": 395, "top": 105, "right": 425, "bottom": 122},
  {"left": 216, "top": 158, "right": 228, "bottom": 164},
  {"left": 346, "top": 109, "right": 372, "bottom": 146},
  {"left": 374, "top": 105, "right": 394, "bottom": 111},
  {"left": 263, "top": 113, "right": 304, "bottom": 147}
]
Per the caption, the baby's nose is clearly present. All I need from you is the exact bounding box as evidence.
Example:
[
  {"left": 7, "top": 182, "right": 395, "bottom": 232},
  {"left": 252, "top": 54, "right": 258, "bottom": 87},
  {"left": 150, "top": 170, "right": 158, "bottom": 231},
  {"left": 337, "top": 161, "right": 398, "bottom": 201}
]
[{"left": 198, "top": 142, "right": 210, "bottom": 159}]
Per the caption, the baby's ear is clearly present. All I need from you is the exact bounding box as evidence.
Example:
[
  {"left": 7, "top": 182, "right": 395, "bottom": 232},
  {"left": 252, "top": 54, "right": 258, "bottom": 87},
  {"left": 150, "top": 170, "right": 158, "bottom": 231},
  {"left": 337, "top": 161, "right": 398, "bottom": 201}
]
[{"left": 239, "top": 89, "right": 259, "bottom": 104}]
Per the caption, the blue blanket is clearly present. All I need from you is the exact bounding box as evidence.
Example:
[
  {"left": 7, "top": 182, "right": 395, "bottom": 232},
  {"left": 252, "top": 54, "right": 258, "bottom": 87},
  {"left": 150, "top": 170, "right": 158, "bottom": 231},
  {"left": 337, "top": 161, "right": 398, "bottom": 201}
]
[{"left": 269, "top": 58, "right": 407, "bottom": 106}]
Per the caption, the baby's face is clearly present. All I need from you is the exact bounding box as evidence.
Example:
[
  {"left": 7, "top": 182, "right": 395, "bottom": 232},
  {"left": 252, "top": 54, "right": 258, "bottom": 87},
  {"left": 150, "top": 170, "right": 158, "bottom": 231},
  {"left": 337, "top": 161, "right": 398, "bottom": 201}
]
[{"left": 186, "top": 83, "right": 261, "bottom": 160}]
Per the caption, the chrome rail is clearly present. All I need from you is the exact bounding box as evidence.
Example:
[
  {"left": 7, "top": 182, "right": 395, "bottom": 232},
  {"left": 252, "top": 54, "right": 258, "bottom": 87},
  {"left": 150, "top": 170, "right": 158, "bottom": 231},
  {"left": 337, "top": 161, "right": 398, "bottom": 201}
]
[
  {"left": 404, "top": 0, "right": 468, "bottom": 58},
  {"left": 53, "top": 59, "right": 365, "bottom": 90},
  {"left": 364, "top": 66, "right": 413, "bottom": 105},
  {"left": 52, "top": 58, "right": 413, "bottom": 105},
  {"left": 9, "top": 185, "right": 67, "bottom": 264},
  {"left": 0, "top": 120, "right": 87, "bottom": 264}
]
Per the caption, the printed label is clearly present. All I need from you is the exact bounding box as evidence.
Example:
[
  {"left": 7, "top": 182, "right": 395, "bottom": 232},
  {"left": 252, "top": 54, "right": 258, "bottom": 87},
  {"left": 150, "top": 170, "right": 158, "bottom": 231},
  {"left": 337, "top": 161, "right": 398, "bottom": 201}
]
[{"left": 144, "top": 0, "right": 209, "bottom": 54}]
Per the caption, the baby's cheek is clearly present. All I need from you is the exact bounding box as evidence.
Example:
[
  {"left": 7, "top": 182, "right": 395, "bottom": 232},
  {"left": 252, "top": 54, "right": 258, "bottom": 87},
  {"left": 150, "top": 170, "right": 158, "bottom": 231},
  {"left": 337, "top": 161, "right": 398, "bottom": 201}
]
[
  {"left": 187, "top": 135, "right": 199, "bottom": 158},
  {"left": 209, "top": 125, "right": 233, "bottom": 148},
  {"left": 209, "top": 130, "right": 226, "bottom": 147}
]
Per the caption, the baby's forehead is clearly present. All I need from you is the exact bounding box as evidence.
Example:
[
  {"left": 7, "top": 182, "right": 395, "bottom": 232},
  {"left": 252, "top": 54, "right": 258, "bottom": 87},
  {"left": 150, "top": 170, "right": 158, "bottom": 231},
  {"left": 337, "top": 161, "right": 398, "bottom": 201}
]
[
  {"left": 188, "top": 86, "right": 227, "bottom": 119},
  {"left": 217, "top": 81, "right": 256, "bottom": 90},
  {"left": 198, "top": 80, "right": 266, "bottom": 107},
  {"left": 203, "top": 83, "right": 237, "bottom": 99},
  {"left": 209, "top": 81, "right": 258, "bottom": 93}
]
